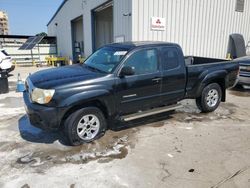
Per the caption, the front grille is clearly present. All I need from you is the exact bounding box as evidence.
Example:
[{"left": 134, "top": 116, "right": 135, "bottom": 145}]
[
  {"left": 240, "top": 65, "right": 250, "bottom": 73},
  {"left": 30, "top": 113, "right": 42, "bottom": 124}
]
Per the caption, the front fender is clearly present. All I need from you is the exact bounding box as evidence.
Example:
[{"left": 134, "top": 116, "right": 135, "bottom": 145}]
[{"left": 59, "top": 89, "right": 111, "bottom": 107}]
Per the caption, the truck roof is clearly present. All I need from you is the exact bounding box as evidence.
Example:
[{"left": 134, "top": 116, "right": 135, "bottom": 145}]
[{"left": 106, "top": 41, "right": 180, "bottom": 50}]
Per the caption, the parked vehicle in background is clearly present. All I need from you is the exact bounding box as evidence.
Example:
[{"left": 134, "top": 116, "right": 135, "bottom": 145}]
[
  {"left": 0, "top": 49, "right": 15, "bottom": 73},
  {"left": 236, "top": 56, "right": 250, "bottom": 86},
  {"left": 227, "top": 33, "right": 250, "bottom": 87},
  {"left": 23, "top": 42, "right": 239, "bottom": 145}
]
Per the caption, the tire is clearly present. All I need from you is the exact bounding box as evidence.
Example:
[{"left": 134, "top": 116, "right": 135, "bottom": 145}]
[
  {"left": 64, "top": 107, "right": 107, "bottom": 146},
  {"left": 196, "top": 83, "right": 222, "bottom": 113}
]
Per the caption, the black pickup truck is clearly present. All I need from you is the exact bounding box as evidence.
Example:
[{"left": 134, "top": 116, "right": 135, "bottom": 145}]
[{"left": 24, "top": 42, "right": 239, "bottom": 145}]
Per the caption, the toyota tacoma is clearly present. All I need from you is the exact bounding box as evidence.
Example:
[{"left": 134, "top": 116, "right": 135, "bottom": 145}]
[{"left": 23, "top": 42, "right": 239, "bottom": 145}]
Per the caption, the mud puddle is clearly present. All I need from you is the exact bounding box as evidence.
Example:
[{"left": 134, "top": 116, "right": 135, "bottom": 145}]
[
  {"left": 174, "top": 100, "right": 242, "bottom": 123},
  {"left": 12, "top": 128, "right": 138, "bottom": 170}
]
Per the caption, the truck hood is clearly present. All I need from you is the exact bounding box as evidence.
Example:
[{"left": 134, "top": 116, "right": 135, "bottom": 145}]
[{"left": 29, "top": 64, "right": 104, "bottom": 89}]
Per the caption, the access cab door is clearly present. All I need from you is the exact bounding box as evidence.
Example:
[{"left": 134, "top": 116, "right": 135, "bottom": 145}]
[
  {"left": 115, "top": 48, "right": 162, "bottom": 115},
  {"left": 159, "top": 46, "right": 186, "bottom": 104}
]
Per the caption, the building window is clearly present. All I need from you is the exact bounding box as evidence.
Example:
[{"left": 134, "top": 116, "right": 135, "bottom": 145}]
[{"left": 235, "top": 0, "right": 244, "bottom": 12}]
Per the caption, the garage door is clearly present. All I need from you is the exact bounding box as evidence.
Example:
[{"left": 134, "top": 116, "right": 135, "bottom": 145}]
[
  {"left": 71, "top": 16, "right": 84, "bottom": 62},
  {"left": 93, "top": 2, "right": 113, "bottom": 50}
]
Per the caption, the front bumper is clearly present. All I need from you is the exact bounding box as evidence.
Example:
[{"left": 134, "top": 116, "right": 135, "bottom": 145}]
[{"left": 23, "top": 91, "right": 67, "bottom": 131}]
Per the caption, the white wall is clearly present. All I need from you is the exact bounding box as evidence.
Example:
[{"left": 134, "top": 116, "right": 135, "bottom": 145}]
[
  {"left": 47, "top": 0, "right": 83, "bottom": 59},
  {"left": 48, "top": 0, "right": 250, "bottom": 59},
  {"left": 48, "top": 0, "right": 110, "bottom": 58},
  {"left": 48, "top": 0, "right": 132, "bottom": 58},
  {"left": 113, "top": 0, "right": 132, "bottom": 42},
  {"left": 132, "top": 0, "right": 250, "bottom": 59}
]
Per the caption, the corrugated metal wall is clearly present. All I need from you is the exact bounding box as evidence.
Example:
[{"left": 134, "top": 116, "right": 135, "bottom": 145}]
[
  {"left": 47, "top": 0, "right": 83, "bottom": 58},
  {"left": 113, "top": 0, "right": 132, "bottom": 42},
  {"left": 48, "top": 0, "right": 132, "bottom": 57},
  {"left": 132, "top": 0, "right": 250, "bottom": 59}
]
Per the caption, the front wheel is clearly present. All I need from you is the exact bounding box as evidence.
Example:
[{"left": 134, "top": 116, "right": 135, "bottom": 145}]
[
  {"left": 196, "top": 83, "right": 222, "bottom": 113},
  {"left": 64, "top": 107, "right": 107, "bottom": 146}
]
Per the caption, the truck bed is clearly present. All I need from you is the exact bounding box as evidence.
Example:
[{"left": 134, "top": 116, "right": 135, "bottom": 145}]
[
  {"left": 184, "top": 56, "right": 239, "bottom": 98},
  {"left": 185, "top": 56, "right": 228, "bottom": 65}
]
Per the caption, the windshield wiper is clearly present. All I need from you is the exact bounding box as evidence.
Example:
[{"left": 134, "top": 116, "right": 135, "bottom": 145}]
[{"left": 84, "top": 64, "right": 107, "bottom": 73}]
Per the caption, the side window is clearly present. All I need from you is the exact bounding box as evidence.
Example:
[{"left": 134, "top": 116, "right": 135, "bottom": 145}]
[
  {"left": 161, "top": 47, "right": 180, "bottom": 70},
  {"left": 124, "top": 49, "right": 158, "bottom": 75}
]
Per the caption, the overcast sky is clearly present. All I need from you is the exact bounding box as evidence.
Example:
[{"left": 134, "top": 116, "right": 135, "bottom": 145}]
[{"left": 0, "top": 0, "right": 63, "bottom": 35}]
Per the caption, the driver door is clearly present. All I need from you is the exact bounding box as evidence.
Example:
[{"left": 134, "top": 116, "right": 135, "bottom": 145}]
[{"left": 115, "top": 48, "right": 162, "bottom": 115}]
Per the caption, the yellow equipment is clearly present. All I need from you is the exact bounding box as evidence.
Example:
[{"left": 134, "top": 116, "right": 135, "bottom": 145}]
[{"left": 45, "top": 56, "right": 68, "bottom": 66}]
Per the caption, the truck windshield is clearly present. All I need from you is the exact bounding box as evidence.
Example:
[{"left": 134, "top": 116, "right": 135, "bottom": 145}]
[{"left": 84, "top": 47, "right": 128, "bottom": 73}]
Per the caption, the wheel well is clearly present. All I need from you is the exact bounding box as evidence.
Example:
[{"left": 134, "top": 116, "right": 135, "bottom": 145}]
[
  {"left": 207, "top": 79, "right": 226, "bottom": 102},
  {"left": 60, "top": 100, "right": 109, "bottom": 129}
]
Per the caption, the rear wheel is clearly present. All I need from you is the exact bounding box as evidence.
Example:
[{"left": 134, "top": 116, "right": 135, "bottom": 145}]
[
  {"left": 196, "top": 83, "right": 222, "bottom": 113},
  {"left": 64, "top": 107, "right": 107, "bottom": 146}
]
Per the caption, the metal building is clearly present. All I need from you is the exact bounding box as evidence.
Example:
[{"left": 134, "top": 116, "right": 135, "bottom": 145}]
[{"left": 47, "top": 0, "right": 250, "bottom": 61}]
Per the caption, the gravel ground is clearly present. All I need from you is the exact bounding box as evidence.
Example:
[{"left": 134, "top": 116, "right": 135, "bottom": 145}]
[{"left": 0, "top": 66, "right": 250, "bottom": 188}]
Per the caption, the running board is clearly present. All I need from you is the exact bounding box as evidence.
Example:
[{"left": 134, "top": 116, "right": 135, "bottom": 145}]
[{"left": 121, "top": 104, "right": 182, "bottom": 121}]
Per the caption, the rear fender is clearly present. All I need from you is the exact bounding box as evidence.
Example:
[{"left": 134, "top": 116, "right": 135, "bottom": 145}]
[{"left": 196, "top": 70, "right": 227, "bottom": 99}]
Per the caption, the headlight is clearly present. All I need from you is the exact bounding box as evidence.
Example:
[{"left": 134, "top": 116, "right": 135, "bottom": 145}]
[{"left": 31, "top": 88, "right": 55, "bottom": 104}]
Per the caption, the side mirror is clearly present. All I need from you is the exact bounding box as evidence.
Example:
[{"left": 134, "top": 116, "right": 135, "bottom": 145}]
[{"left": 119, "top": 66, "right": 135, "bottom": 77}]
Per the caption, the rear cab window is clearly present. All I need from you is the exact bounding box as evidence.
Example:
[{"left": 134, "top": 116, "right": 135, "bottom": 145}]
[{"left": 160, "top": 47, "right": 180, "bottom": 70}]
